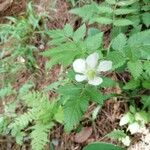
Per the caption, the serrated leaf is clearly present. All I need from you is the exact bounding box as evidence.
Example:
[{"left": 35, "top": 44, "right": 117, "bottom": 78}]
[
  {"left": 46, "top": 29, "right": 64, "bottom": 39},
  {"left": 107, "top": 130, "right": 126, "bottom": 140},
  {"left": 85, "top": 86, "right": 110, "bottom": 105},
  {"left": 100, "top": 77, "right": 116, "bottom": 88},
  {"left": 116, "top": 0, "right": 137, "bottom": 6},
  {"left": 141, "top": 96, "right": 150, "bottom": 109},
  {"left": 57, "top": 84, "right": 83, "bottom": 97},
  {"left": 111, "top": 33, "right": 127, "bottom": 51},
  {"left": 128, "top": 29, "right": 150, "bottom": 47},
  {"left": 107, "top": 51, "right": 126, "bottom": 69},
  {"left": 86, "top": 32, "right": 103, "bottom": 50},
  {"left": 114, "top": 19, "right": 133, "bottom": 26},
  {"left": 64, "top": 24, "right": 73, "bottom": 37},
  {"left": 64, "top": 97, "right": 88, "bottom": 132},
  {"left": 127, "top": 61, "right": 143, "bottom": 79},
  {"left": 45, "top": 51, "right": 77, "bottom": 69},
  {"left": 142, "top": 12, "right": 150, "bottom": 27},
  {"left": 73, "top": 24, "right": 86, "bottom": 42},
  {"left": 143, "top": 61, "right": 150, "bottom": 76},
  {"left": 70, "top": 3, "right": 98, "bottom": 22},
  {"left": 98, "top": 6, "right": 113, "bottom": 14},
  {"left": 42, "top": 42, "right": 82, "bottom": 69},
  {"left": 123, "top": 80, "right": 140, "bottom": 90},
  {"left": 114, "top": 8, "right": 137, "bottom": 15}
]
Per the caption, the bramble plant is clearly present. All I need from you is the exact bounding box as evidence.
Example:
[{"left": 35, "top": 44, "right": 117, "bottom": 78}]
[{"left": 0, "top": 0, "right": 150, "bottom": 150}]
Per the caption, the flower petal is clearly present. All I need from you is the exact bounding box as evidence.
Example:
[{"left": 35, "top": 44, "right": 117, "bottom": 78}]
[
  {"left": 119, "top": 113, "right": 131, "bottom": 126},
  {"left": 73, "top": 59, "right": 86, "bottom": 73},
  {"left": 88, "top": 77, "right": 103, "bottom": 86},
  {"left": 128, "top": 122, "right": 140, "bottom": 135},
  {"left": 86, "top": 52, "right": 99, "bottom": 69},
  {"left": 75, "top": 74, "right": 87, "bottom": 82},
  {"left": 121, "top": 136, "right": 131, "bottom": 146},
  {"left": 98, "top": 60, "right": 112, "bottom": 72}
]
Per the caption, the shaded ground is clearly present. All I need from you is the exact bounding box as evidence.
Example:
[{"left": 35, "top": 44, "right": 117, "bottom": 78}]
[{"left": 0, "top": 0, "right": 127, "bottom": 150}]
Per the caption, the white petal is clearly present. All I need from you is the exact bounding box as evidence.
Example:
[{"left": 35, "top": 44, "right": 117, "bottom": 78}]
[
  {"left": 128, "top": 122, "right": 140, "bottom": 135},
  {"left": 73, "top": 59, "right": 86, "bottom": 73},
  {"left": 98, "top": 60, "right": 112, "bottom": 72},
  {"left": 75, "top": 74, "right": 87, "bottom": 82},
  {"left": 86, "top": 52, "right": 99, "bottom": 69},
  {"left": 119, "top": 113, "right": 130, "bottom": 126},
  {"left": 121, "top": 136, "right": 131, "bottom": 146},
  {"left": 88, "top": 77, "right": 103, "bottom": 86}
]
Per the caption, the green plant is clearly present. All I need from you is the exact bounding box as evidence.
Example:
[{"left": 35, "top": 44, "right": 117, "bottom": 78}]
[
  {"left": 83, "top": 142, "right": 124, "bottom": 150},
  {"left": 0, "top": 0, "right": 150, "bottom": 149},
  {"left": 8, "top": 91, "right": 63, "bottom": 150},
  {"left": 70, "top": 0, "right": 150, "bottom": 27},
  {"left": 0, "top": 2, "right": 47, "bottom": 75}
]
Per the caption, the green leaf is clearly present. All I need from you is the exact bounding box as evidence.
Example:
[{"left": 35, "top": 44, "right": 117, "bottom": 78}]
[
  {"left": 127, "top": 61, "right": 143, "bottom": 79},
  {"left": 64, "top": 97, "right": 88, "bottom": 132},
  {"left": 143, "top": 61, "right": 150, "bottom": 76},
  {"left": 85, "top": 86, "right": 110, "bottom": 105},
  {"left": 114, "top": 8, "right": 137, "bottom": 15},
  {"left": 64, "top": 24, "right": 74, "bottom": 37},
  {"left": 19, "top": 83, "right": 34, "bottom": 96},
  {"left": 0, "top": 85, "right": 13, "bottom": 99},
  {"left": 54, "top": 106, "right": 64, "bottom": 124},
  {"left": 142, "top": 12, "right": 150, "bottom": 27},
  {"left": 83, "top": 142, "right": 124, "bottom": 150},
  {"left": 111, "top": 33, "right": 127, "bottom": 51},
  {"left": 73, "top": 24, "right": 86, "bottom": 42},
  {"left": 100, "top": 77, "right": 116, "bottom": 88},
  {"left": 43, "top": 42, "right": 82, "bottom": 69},
  {"left": 43, "top": 81, "right": 64, "bottom": 92},
  {"left": 90, "top": 17, "right": 113, "bottom": 25},
  {"left": 98, "top": 6, "right": 113, "bottom": 14},
  {"left": 123, "top": 80, "right": 140, "bottom": 90},
  {"left": 70, "top": 3, "right": 98, "bottom": 22},
  {"left": 88, "top": 28, "right": 101, "bottom": 36},
  {"left": 116, "top": 0, "right": 137, "bottom": 6},
  {"left": 128, "top": 29, "right": 150, "bottom": 47},
  {"left": 106, "top": 130, "right": 126, "bottom": 140},
  {"left": 107, "top": 51, "right": 126, "bottom": 69},
  {"left": 114, "top": 19, "right": 133, "bottom": 26},
  {"left": 86, "top": 32, "right": 103, "bottom": 50},
  {"left": 141, "top": 96, "right": 150, "bottom": 109},
  {"left": 142, "top": 80, "right": 150, "bottom": 89},
  {"left": 57, "top": 84, "right": 83, "bottom": 98}
]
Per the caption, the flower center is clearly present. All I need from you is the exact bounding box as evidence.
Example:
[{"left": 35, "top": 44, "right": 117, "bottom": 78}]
[{"left": 87, "top": 70, "right": 96, "bottom": 80}]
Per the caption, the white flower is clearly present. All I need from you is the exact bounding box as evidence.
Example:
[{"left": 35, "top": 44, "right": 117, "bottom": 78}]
[
  {"left": 121, "top": 136, "right": 131, "bottom": 146},
  {"left": 73, "top": 52, "right": 112, "bottom": 86},
  {"left": 17, "top": 56, "right": 25, "bottom": 63},
  {"left": 128, "top": 122, "right": 140, "bottom": 135},
  {"left": 119, "top": 113, "right": 131, "bottom": 126}
]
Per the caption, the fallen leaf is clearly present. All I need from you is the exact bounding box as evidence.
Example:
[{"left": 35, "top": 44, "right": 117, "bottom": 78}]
[{"left": 74, "top": 127, "right": 93, "bottom": 143}]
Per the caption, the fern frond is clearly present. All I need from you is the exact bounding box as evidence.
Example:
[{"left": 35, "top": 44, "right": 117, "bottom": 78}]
[{"left": 31, "top": 123, "right": 54, "bottom": 150}]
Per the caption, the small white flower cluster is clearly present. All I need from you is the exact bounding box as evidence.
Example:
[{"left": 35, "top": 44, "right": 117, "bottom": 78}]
[
  {"left": 120, "top": 112, "right": 148, "bottom": 135},
  {"left": 73, "top": 52, "right": 112, "bottom": 86},
  {"left": 119, "top": 109, "right": 149, "bottom": 146},
  {"left": 119, "top": 136, "right": 131, "bottom": 147}
]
